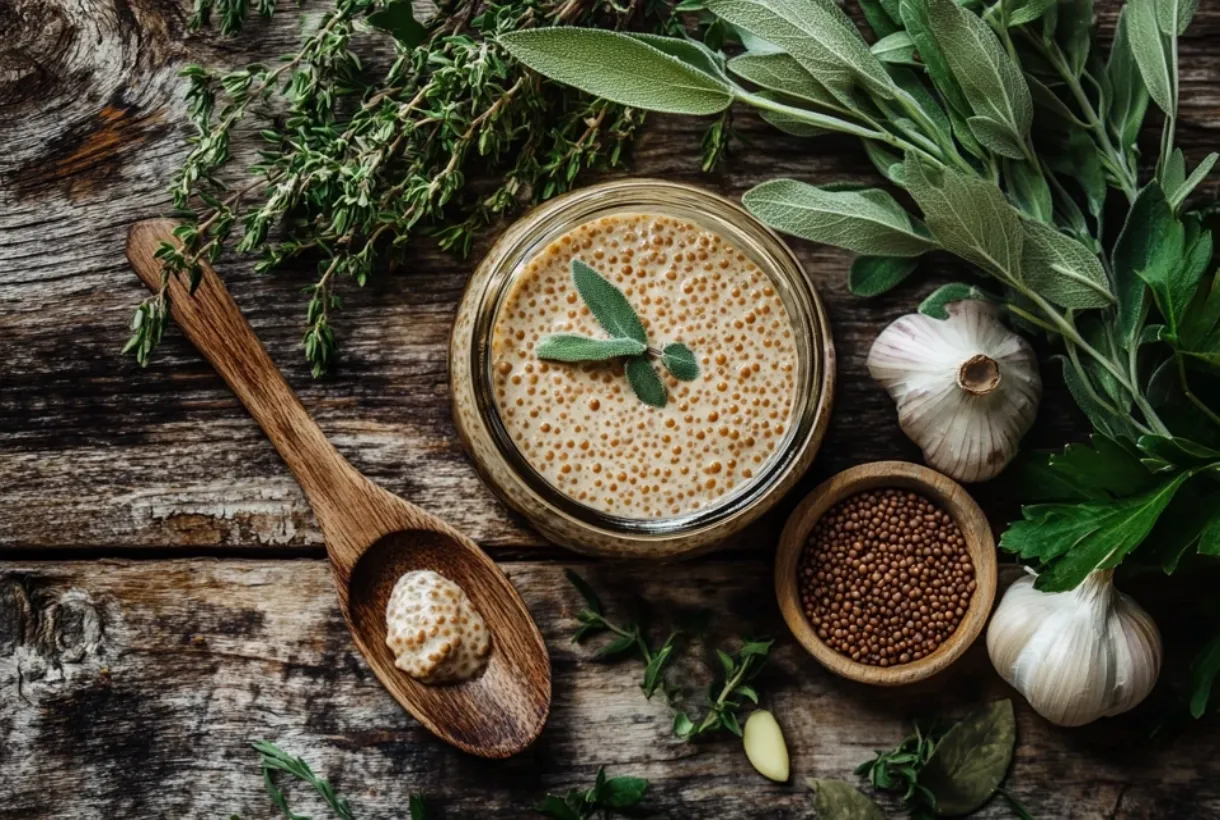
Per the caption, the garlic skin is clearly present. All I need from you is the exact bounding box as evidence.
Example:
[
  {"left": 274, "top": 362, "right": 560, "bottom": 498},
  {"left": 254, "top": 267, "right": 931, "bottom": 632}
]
[
  {"left": 986, "top": 571, "right": 1162, "bottom": 727},
  {"left": 867, "top": 300, "right": 1041, "bottom": 483}
]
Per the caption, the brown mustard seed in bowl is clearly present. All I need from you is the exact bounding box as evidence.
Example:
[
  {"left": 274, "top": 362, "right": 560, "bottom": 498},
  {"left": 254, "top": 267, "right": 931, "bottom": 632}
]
[{"left": 798, "top": 489, "right": 976, "bottom": 667}]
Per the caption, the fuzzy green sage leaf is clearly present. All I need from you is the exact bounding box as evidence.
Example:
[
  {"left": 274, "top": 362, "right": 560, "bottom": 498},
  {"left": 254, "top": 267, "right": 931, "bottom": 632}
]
[
  {"left": 743, "top": 179, "right": 938, "bottom": 257},
  {"left": 572, "top": 259, "right": 648, "bottom": 344},
  {"left": 661, "top": 343, "right": 700, "bottom": 381},
  {"left": 626, "top": 358, "right": 668, "bottom": 408},
  {"left": 500, "top": 29, "right": 733, "bottom": 115},
  {"left": 536, "top": 335, "right": 648, "bottom": 363}
]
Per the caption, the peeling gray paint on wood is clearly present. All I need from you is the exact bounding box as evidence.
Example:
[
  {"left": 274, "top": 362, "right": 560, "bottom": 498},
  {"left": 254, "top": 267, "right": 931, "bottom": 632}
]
[{"left": 2, "top": 560, "right": 1218, "bottom": 819}]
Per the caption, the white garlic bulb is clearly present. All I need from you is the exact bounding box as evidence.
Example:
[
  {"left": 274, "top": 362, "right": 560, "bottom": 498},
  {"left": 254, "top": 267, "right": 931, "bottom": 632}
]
[
  {"left": 867, "top": 300, "right": 1041, "bottom": 483},
  {"left": 987, "top": 571, "right": 1162, "bottom": 727}
]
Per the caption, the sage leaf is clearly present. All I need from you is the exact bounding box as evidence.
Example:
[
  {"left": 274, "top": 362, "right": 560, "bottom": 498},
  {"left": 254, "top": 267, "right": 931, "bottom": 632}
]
[
  {"left": 1020, "top": 219, "right": 1114, "bottom": 309},
  {"left": 900, "top": 0, "right": 972, "bottom": 118},
  {"left": 808, "top": 779, "right": 886, "bottom": 820},
  {"left": 743, "top": 179, "right": 937, "bottom": 257},
  {"left": 859, "top": 0, "right": 902, "bottom": 36},
  {"left": 601, "top": 776, "right": 649, "bottom": 808},
  {"left": 628, "top": 33, "right": 728, "bottom": 80},
  {"left": 890, "top": 67, "right": 951, "bottom": 141},
  {"left": 1055, "top": 0, "right": 1094, "bottom": 76},
  {"left": 919, "top": 701, "right": 1016, "bottom": 816},
  {"left": 903, "top": 157, "right": 1024, "bottom": 282},
  {"left": 1112, "top": 182, "right": 1182, "bottom": 344},
  {"left": 1004, "top": 159, "right": 1054, "bottom": 223},
  {"left": 1107, "top": 9, "right": 1152, "bottom": 148},
  {"left": 536, "top": 334, "right": 648, "bottom": 362},
  {"left": 1004, "top": 0, "right": 1058, "bottom": 26},
  {"left": 572, "top": 259, "right": 648, "bottom": 344},
  {"left": 1169, "top": 152, "right": 1219, "bottom": 211},
  {"left": 727, "top": 53, "right": 841, "bottom": 108},
  {"left": 1127, "top": 0, "right": 1174, "bottom": 114},
  {"left": 705, "top": 0, "right": 893, "bottom": 101},
  {"left": 500, "top": 29, "right": 733, "bottom": 115},
  {"left": 1189, "top": 629, "right": 1220, "bottom": 717},
  {"left": 864, "top": 141, "right": 905, "bottom": 185},
  {"left": 626, "top": 357, "right": 667, "bottom": 407},
  {"left": 1002, "top": 471, "right": 1192, "bottom": 591},
  {"left": 1156, "top": 0, "right": 1199, "bottom": 36},
  {"left": 367, "top": 0, "right": 426, "bottom": 47},
  {"left": 1163, "top": 148, "right": 1187, "bottom": 198},
  {"left": 849, "top": 255, "right": 920, "bottom": 297},
  {"left": 661, "top": 342, "right": 701, "bottom": 381},
  {"left": 871, "top": 31, "right": 918, "bottom": 65},
  {"left": 925, "top": 0, "right": 1033, "bottom": 151},
  {"left": 967, "top": 115, "right": 1027, "bottom": 160},
  {"left": 919, "top": 282, "right": 995, "bottom": 319}
]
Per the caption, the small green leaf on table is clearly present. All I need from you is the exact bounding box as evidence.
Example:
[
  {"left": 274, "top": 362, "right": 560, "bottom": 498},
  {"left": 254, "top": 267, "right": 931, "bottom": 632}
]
[{"left": 849, "top": 255, "right": 920, "bottom": 297}]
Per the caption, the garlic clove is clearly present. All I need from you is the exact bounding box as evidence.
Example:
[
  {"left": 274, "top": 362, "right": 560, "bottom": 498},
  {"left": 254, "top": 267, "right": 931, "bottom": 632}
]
[
  {"left": 868, "top": 300, "right": 1041, "bottom": 483},
  {"left": 986, "top": 571, "right": 1161, "bottom": 727},
  {"left": 743, "top": 709, "right": 790, "bottom": 782}
]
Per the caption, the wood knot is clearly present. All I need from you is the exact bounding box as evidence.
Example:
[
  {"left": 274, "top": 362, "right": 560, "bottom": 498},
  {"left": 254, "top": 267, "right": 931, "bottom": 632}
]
[
  {"left": 0, "top": 574, "right": 118, "bottom": 690},
  {"left": 0, "top": 0, "right": 184, "bottom": 201}
]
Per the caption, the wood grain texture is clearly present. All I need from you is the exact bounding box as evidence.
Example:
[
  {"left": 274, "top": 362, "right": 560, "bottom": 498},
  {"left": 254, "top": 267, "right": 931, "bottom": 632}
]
[
  {"left": 2, "top": 559, "right": 1218, "bottom": 819},
  {"left": 125, "top": 219, "right": 552, "bottom": 757},
  {"left": 10, "top": 0, "right": 1220, "bottom": 550},
  {"left": 775, "top": 461, "right": 997, "bottom": 686}
]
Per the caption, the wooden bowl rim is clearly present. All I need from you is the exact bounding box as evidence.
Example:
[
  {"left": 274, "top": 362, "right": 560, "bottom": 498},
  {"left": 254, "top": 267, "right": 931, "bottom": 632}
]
[{"left": 775, "top": 461, "right": 997, "bottom": 686}]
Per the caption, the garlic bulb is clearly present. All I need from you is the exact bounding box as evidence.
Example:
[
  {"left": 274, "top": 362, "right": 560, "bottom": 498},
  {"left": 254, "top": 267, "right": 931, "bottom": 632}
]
[
  {"left": 867, "top": 300, "right": 1041, "bottom": 483},
  {"left": 987, "top": 571, "right": 1162, "bottom": 727}
]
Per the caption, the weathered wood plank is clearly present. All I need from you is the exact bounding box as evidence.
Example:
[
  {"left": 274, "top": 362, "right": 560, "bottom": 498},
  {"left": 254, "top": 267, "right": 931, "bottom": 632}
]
[
  {"left": 2, "top": 559, "right": 1217, "bottom": 819},
  {"left": 3, "top": 0, "right": 1219, "bottom": 549}
]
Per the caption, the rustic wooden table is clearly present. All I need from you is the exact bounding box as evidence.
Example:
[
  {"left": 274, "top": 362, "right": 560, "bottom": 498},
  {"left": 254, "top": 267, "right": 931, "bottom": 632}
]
[{"left": 4, "top": 1, "right": 1220, "bottom": 817}]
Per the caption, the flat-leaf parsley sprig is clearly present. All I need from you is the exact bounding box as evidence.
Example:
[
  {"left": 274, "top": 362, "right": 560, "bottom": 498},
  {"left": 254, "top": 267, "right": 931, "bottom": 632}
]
[
  {"left": 536, "top": 261, "right": 700, "bottom": 407},
  {"left": 565, "top": 569, "right": 772, "bottom": 741}
]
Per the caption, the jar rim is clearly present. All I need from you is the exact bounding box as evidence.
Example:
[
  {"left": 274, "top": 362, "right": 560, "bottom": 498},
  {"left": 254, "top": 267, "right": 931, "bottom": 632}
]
[{"left": 452, "top": 179, "right": 835, "bottom": 556}]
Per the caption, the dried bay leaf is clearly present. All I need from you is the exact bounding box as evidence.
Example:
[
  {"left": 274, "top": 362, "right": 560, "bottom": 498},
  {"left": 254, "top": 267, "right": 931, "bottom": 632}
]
[
  {"left": 808, "top": 779, "right": 886, "bottom": 820},
  {"left": 918, "top": 700, "right": 1016, "bottom": 816}
]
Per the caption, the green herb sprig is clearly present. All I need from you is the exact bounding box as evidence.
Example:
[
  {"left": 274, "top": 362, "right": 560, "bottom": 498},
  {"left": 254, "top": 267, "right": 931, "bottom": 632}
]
[
  {"left": 565, "top": 569, "right": 770, "bottom": 740},
  {"left": 127, "top": 0, "right": 718, "bottom": 376},
  {"left": 233, "top": 740, "right": 431, "bottom": 820},
  {"left": 536, "top": 261, "right": 700, "bottom": 407},
  {"left": 536, "top": 767, "right": 653, "bottom": 820},
  {"left": 852, "top": 701, "right": 1035, "bottom": 820}
]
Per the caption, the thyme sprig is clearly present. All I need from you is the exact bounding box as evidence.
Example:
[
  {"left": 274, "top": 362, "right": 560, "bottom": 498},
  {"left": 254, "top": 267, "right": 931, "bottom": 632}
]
[
  {"left": 129, "top": 0, "right": 711, "bottom": 375},
  {"left": 565, "top": 569, "right": 771, "bottom": 741},
  {"left": 536, "top": 767, "right": 653, "bottom": 820}
]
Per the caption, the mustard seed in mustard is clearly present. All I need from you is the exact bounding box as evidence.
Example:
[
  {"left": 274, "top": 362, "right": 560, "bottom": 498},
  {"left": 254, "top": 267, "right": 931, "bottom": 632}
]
[{"left": 490, "top": 213, "right": 799, "bottom": 520}]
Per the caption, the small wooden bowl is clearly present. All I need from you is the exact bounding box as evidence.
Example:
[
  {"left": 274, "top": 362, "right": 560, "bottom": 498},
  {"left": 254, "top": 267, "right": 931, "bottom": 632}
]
[{"left": 775, "top": 461, "right": 997, "bottom": 686}]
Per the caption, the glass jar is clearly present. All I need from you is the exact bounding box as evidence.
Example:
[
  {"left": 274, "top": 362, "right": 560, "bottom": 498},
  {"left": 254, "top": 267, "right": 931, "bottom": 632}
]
[{"left": 450, "top": 179, "right": 834, "bottom": 558}]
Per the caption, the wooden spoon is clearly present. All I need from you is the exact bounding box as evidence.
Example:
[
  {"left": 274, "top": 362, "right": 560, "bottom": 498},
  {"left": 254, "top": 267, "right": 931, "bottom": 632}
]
[{"left": 126, "top": 219, "right": 551, "bottom": 758}]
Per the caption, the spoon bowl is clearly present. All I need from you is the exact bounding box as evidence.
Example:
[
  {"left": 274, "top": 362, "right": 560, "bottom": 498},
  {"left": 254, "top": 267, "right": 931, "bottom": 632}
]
[
  {"left": 126, "top": 219, "right": 551, "bottom": 757},
  {"left": 345, "top": 528, "right": 550, "bottom": 756}
]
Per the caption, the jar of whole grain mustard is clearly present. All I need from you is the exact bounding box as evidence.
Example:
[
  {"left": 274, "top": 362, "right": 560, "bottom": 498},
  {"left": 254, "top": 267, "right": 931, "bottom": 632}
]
[{"left": 450, "top": 179, "right": 834, "bottom": 558}]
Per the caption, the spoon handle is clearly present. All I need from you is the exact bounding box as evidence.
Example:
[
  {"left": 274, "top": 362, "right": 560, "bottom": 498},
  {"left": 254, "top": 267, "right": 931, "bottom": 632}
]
[{"left": 125, "top": 219, "right": 370, "bottom": 535}]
